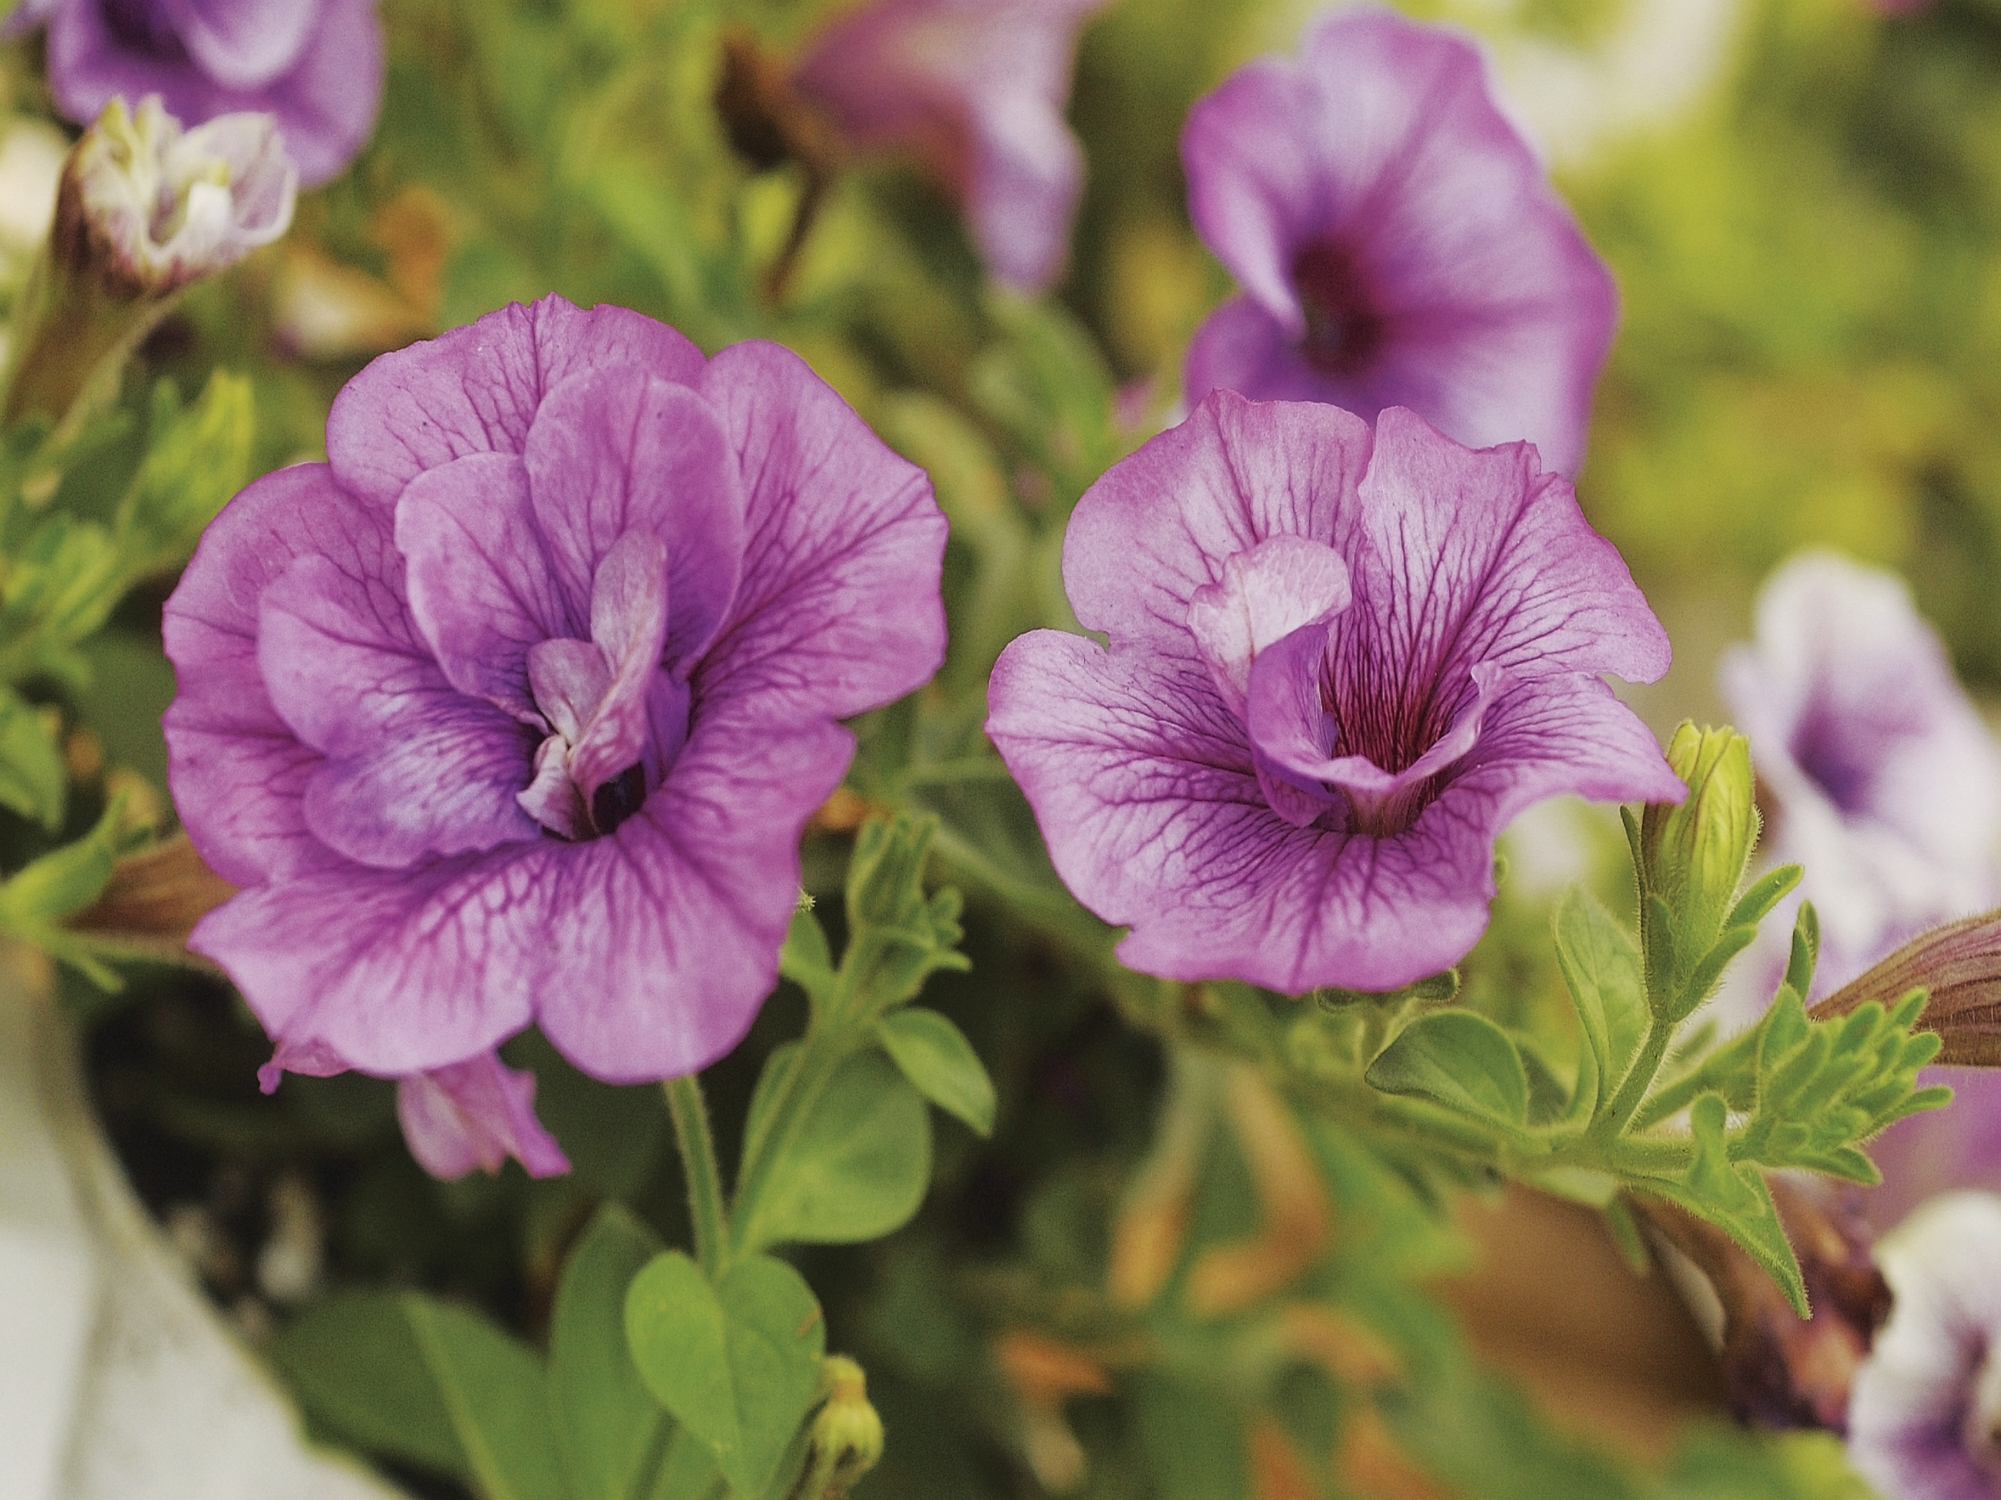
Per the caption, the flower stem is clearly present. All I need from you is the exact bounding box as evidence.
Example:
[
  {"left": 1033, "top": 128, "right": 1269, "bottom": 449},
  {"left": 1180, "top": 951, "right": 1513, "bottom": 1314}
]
[
  {"left": 1595, "top": 1016, "right": 1676, "bottom": 1144},
  {"left": 664, "top": 1073, "right": 730, "bottom": 1279}
]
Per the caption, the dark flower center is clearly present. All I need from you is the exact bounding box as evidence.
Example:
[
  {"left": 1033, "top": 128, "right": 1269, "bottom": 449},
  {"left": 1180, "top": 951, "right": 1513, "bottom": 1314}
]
[
  {"left": 1291, "top": 239, "right": 1386, "bottom": 379},
  {"left": 590, "top": 763, "right": 649, "bottom": 838},
  {"left": 101, "top": 0, "right": 187, "bottom": 55},
  {"left": 1319, "top": 638, "right": 1467, "bottom": 838},
  {"left": 1788, "top": 704, "right": 1878, "bottom": 817}
]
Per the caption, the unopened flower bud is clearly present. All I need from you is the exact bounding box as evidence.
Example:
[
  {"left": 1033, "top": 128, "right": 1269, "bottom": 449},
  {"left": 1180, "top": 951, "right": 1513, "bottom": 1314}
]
[
  {"left": 55, "top": 96, "right": 295, "bottom": 300},
  {"left": 1, "top": 96, "right": 295, "bottom": 424},
  {"left": 1636, "top": 723, "right": 1758, "bottom": 1015},
  {"left": 801, "top": 1355, "right": 884, "bottom": 1498},
  {"left": 1815, "top": 909, "right": 2001, "bottom": 1067}
]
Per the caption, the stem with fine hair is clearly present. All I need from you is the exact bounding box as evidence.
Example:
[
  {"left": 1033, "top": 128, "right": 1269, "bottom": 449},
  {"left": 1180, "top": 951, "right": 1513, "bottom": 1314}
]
[{"left": 665, "top": 1073, "right": 730, "bottom": 1278}]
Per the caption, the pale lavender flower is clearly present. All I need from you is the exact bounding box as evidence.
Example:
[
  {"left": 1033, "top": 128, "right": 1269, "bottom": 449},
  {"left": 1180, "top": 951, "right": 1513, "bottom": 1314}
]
[
  {"left": 395, "top": 1053, "right": 569, "bottom": 1181},
  {"left": 1849, "top": 1192, "right": 2001, "bottom": 1499},
  {"left": 29, "top": 0, "right": 383, "bottom": 187},
  {"left": 58, "top": 95, "right": 294, "bottom": 297},
  {"left": 986, "top": 393, "right": 1679, "bottom": 993},
  {"left": 1180, "top": 7, "right": 1617, "bottom": 477},
  {"left": 162, "top": 295, "right": 947, "bottom": 1105},
  {"left": 792, "top": 0, "right": 1106, "bottom": 293},
  {"left": 1719, "top": 551, "right": 2001, "bottom": 1003}
]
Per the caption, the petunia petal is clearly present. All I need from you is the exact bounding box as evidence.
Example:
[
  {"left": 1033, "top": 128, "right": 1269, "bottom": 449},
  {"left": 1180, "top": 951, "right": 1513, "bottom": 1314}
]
[
  {"left": 523, "top": 371, "right": 743, "bottom": 670},
  {"left": 1063, "top": 391, "right": 1374, "bottom": 661},
  {"left": 988, "top": 626, "right": 1493, "bottom": 992},
  {"left": 396, "top": 451, "right": 578, "bottom": 715},
  {"left": 1186, "top": 532, "right": 1350, "bottom": 717},
  {"left": 161, "top": 464, "right": 369, "bottom": 885},
  {"left": 396, "top": 1052, "right": 571, "bottom": 1180},
  {"left": 259, "top": 553, "right": 538, "bottom": 866},
  {"left": 177, "top": 0, "right": 318, "bottom": 92},
  {"left": 1341, "top": 407, "right": 1670, "bottom": 690},
  {"left": 695, "top": 340, "right": 948, "bottom": 722},
  {"left": 325, "top": 295, "right": 706, "bottom": 507},
  {"left": 532, "top": 707, "right": 856, "bottom": 1081}
]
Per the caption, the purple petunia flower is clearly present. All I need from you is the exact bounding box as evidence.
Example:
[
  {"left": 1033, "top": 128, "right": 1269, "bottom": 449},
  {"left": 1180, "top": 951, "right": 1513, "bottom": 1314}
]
[
  {"left": 395, "top": 1052, "right": 570, "bottom": 1181},
  {"left": 986, "top": 393, "right": 1680, "bottom": 993},
  {"left": 1715, "top": 552, "right": 2001, "bottom": 1233},
  {"left": 162, "top": 296, "right": 947, "bottom": 1134},
  {"left": 20, "top": 0, "right": 383, "bottom": 187},
  {"left": 1718, "top": 551, "right": 2001, "bottom": 1005},
  {"left": 1179, "top": 7, "right": 1617, "bottom": 478},
  {"left": 792, "top": 0, "right": 1106, "bottom": 293},
  {"left": 1848, "top": 1192, "right": 2001, "bottom": 1499}
]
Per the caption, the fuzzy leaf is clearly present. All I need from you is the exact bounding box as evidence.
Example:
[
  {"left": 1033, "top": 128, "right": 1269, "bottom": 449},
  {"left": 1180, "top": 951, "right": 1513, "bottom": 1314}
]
[
  {"left": 877, "top": 1007, "right": 996, "bottom": 1136},
  {"left": 1367, "top": 1010, "right": 1529, "bottom": 1126}
]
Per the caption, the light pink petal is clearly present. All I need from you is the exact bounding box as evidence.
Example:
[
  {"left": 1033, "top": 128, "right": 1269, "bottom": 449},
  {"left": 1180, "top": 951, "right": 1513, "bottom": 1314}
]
[
  {"left": 694, "top": 341, "right": 948, "bottom": 722},
  {"left": 396, "top": 1053, "right": 571, "bottom": 1180},
  {"left": 570, "top": 529, "right": 672, "bottom": 798},
  {"left": 325, "top": 295, "right": 706, "bottom": 508},
  {"left": 1186, "top": 533, "right": 1351, "bottom": 717}
]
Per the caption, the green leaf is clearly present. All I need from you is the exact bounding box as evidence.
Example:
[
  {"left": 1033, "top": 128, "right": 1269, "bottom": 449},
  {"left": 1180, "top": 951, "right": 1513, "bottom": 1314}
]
[
  {"left": 269, "top": 1291, "right": 468, "bottom": 1480},
  {"left": 0, "top": 687, "right": 61, "bottom": 828},
  {"left": 738, "top": 1048, "right": 933, "bottom": 1250},
  {"left": 624, "top": 1251, "right": 826, "bottom": 1500},
  {"left": 404, "top": 1295, "right": 569, "bottom": 1500},
  {"left": 116, "top": 372, "right": 253, "bottom": 574},
  {"left": 1366, "top": 1010, "right": 1530, "bottom": 1125},
  {"left": 550, "top": 1205, "right": 667, "bottom": 1500},
  {"left": 1727, "top": 864, "right": 1802, "bottom": 932},
  {"left": 1677, "top": 1093, "right": 1807, "bottom": 1317},
  {"left": 876, "top": 1008, "right": 996, "bottom": 1136},
  {"left": 1552, "top": 885, "right": 1647, "bottom": 1089}
]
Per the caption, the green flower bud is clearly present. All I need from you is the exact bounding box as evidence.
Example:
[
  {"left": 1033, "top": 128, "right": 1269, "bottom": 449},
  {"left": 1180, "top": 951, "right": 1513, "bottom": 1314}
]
[
  {"left": 1635, "top": 723, "right": 1760, "bottom": 1019},
  {"left": 802, "top": 1355, "right": 884, "bottom": 1499}
]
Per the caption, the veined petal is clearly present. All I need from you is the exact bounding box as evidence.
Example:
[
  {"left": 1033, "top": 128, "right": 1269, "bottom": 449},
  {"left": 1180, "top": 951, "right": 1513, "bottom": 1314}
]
[
  {"left": 1187, "top": 533, "right": 1350, "bottom": 717},
  {"left": 523, "top": 371, "right": 743, "bottom": 670},
  {"left": 694, "top": 341, "right": 948, "bottom": 722},
  {"left": 396, "top": 451, "right": 578, "bottom": 714},
  {"left": 570, "top": 529, "right": 672, "bottom": 799},
  {"left": 1343, "top": 407, "right": 1670, "bottom": 690},
  {"left": 396, "top": 1052, "right": 570, "bottom": 1180},
  {"left": 1064, "top": 391, "right": 1373, "bottom": 659},
  {"left": 533, "top": 708, "right": 856, "bottom": 1081},
  {"left": 326, "top": 295, "right": 705, "bottom": 507},
  {"left": 161, "top": 463, "right": 377, "bottom": 884}
]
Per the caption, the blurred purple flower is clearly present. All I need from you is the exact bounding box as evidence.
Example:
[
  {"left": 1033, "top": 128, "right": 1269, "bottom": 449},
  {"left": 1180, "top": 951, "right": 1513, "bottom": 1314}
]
[
  {"left": 22, "top": 0, "right": 383, "bottom": 187},
  {"left": 986, "top": 393, "right": 1678, "bottom": 993},
  {"left": 1719, "top": 551, "right": 2001, "bottom": 1000},
  {"left": 1179, "top": 7, "right": 1617, "bottom": 478},
  {"left": 162, "top": 295, "right": 947, "bottom": 1103},
  {"left": 396, "top": 1052, "right": 570, "bottom": 1181},
  {"left": 792, "top": 0, "right": 1106, "bottom": 293},
  {"left": 1849, "top": 1192, "right": 2001, "bottom": 1498}
]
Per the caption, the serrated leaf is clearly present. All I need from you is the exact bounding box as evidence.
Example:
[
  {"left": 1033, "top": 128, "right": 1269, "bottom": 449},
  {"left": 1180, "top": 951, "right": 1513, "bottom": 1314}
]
[
  {"left": 623, "top": 1252, "right": 825, "bottom": 1499},
  {"left": 550, "top": 1204, "right": 667, "bottom": 1500},
  {"left": 404, "top": 1294, "right": 568, "bottom": 1500},
  {"left": 0, "top": 687, "right": 62, "bottom": 828},
  {"left": 1366, "top": 1010, "right": 1529, "bottom": 1125},
  {"left": 1552, "top": 885, "right": 1647, "bottom": 1090},
  {"left": 738, "top": 1048, "right": 932, "bottom": 1250},
  {"left": 877, "top": 1007, "right": 996, "bottom": 1136}
]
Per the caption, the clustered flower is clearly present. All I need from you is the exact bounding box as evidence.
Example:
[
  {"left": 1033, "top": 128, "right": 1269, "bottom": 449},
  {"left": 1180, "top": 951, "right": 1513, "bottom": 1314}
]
[{"left": 163, "top": 295, "right": 947, "bottom": 1171}]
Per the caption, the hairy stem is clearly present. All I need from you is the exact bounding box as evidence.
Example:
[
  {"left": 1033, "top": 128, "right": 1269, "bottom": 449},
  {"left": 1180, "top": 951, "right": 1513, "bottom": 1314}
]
[{"left": 665, "top": 1073, "right": 730, "bottom": 1278}]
